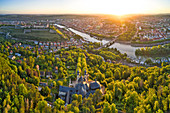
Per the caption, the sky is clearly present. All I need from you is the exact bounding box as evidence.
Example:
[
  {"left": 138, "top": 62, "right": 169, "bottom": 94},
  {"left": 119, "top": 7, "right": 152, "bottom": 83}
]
[{"left": 0, "top": 0, "right": 170, "bottom": 15}]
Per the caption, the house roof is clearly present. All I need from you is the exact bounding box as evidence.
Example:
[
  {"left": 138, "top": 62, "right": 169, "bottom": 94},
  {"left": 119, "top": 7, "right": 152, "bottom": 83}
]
[
  {"left": 39, "top": 82, "right": 47, "bottom": 86},
  {"left": 78, "top": 76, "right": 83, "bottom": 83},
  {"left": 90, "top": 81, "right": 101, "bottom": 90},
  {"left": 40, "top": 71, "right": 45, "bottom": 75},
  {"left": 46, "top": 71, "right": 52, "bottom": 75},
  {"left": 75, "top": 83, "right": 87, "bottom": 97},
  {"left": 8, "top": 55, "right": 15, "bottom": 59},
  {"left": 59, "top": 86, "right": 75, "bottom": 93}
]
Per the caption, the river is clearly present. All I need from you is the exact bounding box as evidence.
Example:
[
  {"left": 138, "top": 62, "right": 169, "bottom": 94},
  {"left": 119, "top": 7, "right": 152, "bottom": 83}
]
[
  {"left": 55, "top": 24, "right": 169, "bottom": 64},
  {"left": 55, "top": 24, "right": 109, "bottom": 44}
]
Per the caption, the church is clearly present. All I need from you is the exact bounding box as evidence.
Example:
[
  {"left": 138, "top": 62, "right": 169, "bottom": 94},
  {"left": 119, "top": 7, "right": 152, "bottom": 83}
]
[{"left": 58, "top": 70, "right": 104, "bottom": 104}]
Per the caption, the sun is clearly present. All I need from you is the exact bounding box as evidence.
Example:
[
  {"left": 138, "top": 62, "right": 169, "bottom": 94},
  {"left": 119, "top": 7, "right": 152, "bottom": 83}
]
[
  {"left": 101, "top": 0, "right": 147, "bottom": 16},
  {"left": 84, "top": 0, "right": 148, "bottom": 16}
]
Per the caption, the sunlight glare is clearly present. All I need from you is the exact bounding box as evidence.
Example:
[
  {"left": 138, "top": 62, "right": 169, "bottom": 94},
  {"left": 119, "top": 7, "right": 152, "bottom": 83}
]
[{"left": 84, "top": 0, "right": 148, "bottom": 15}]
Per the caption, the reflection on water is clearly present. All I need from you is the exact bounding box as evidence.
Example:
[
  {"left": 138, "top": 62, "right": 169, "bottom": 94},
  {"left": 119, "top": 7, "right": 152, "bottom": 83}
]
[
  {"left": 109, "top": 43, "right": 140, "bottom": 58},
  {"left": 55, "top": 24, "right": 109, "bottom": 45},
  {"left": 54, "top": 24, "right": 65, "bottom": 28},
  {"left": 68, "top": 28, "right": 102, "bottom": 43},
  {"left": 109, "top": 43, "right": 169, "bottom": 63}
]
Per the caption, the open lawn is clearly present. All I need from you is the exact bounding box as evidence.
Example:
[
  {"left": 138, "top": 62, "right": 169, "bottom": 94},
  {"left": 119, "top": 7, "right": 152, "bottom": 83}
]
[
  {"left": 8, "top": 28, "right": 67, "bottom": 41},
  {"left": 51, "top": 88, "right": 58, "bottom": 94}
]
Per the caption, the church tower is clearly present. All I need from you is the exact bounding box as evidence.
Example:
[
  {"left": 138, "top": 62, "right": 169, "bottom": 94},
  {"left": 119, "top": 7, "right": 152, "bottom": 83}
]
[
  {"left": 84, "top": 69, "right": 88, "bottom": 82},
  {"left": 76, "top": 70, "right": 80, "bottom": 83}
]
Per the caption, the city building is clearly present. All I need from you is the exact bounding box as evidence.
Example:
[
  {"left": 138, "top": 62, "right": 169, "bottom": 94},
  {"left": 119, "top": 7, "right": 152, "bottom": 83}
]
[{"left": 58, "top": 70, "right": 103, "bottom": 105}]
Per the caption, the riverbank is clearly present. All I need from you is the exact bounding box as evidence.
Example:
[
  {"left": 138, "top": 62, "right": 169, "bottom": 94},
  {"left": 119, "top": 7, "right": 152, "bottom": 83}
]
[
  {"left": 71, "top": 28, "right": 170, "bottom": 48},
  {"left": 56, "top": 24, "right": 170, "bottom": 48},
  {"left": 115, "top": 40, "right": 170, "bottom": 47}
]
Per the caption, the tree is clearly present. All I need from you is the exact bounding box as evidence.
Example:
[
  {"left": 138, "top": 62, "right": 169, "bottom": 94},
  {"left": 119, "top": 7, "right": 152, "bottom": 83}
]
[
  {"left": 114, "top": 68, "right": 121, "bottom": 79},
  {"left": 33, "top": 76, "right": 40, "bottom": 86},
  {"left": 52, "top": 81, "right": 56, "bottom": 88},
  {"left": 18, "top": 84, "right": 27, "bottom": 96},
  {"left": 82, "top": 106, "right": 90, "bottom": 113},
  {"left": 72, "top": 107, "right": 79, "bottom": 113},
  {"left": 154, "top": 101, "right": 159, "bottom": 112},
  {"left": 156, "top": 57, "right": 162, "bottom": 65},
  {"left": 19, "top": 96, "right": 25, "bottom": 113},
  {"left": 103, "top": 102, "right": 111, "bottom": 113},
  {"left": 105, "top": 69, "right": 113, "bottom": 78},
  {"left": 11, "top": 65, "right": 18, "bottom": 73},
  {"left": 11, "top": 107, "right": 19, "bottom": 113},
  {"left": 53, "top": 98, "right": 65, "bottom": 110},
  {"left": 92, "top": 89, "right": 102, "bottom": 106},
  {"left": 111, "top": 103, "right": 118, "bottom": 113},
  {"left": 144, "top": 58, "right": 153, "bottom": 65},
  {"left": 13, "top": 96, "right": 20, "bottom": 109},
  {"left": 56, "top": 81, "right": 63, "bottom": 92},
  {"left": 72, "top": 94, "right": 78, "bottom": 101},
  {"left": 78, "top": 95, "right": 82, "bottom": 104},
  {"left": 156, "top": 109, "right": 164, "bottom": 113},
  {"left": 123, "top": 91, "right": 139, "bottom": 113},
  {"left": 37, "top": 100, "right": 48, "bottom": 113},
  {"left": 90, "top": 105, "right": 96, "bottom": 113},
  {"left": 3, "top": 107, "right": 8, "bottom": 113},
  {"left": 28, "top": 56, "right": 35, "bottom": 68},
  {"left": 161, "top": 61, "right": 167, "bottom": 67},
  {"left": 40, "top": 86, "right": 51, "bottom": 96},
  {"left": 71, "top": 100, "right": 79, "bottom": 108}
]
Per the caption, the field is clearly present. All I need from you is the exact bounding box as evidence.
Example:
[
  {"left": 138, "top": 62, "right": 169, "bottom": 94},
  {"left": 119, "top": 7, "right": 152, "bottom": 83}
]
[{"left": 8, "top": 28, "right": 67, "bottom": 41}]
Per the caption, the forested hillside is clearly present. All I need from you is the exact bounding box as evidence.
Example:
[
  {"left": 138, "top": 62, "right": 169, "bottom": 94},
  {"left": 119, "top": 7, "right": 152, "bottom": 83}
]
[{"left": 0, "top": 39, "right": 170, "bottom": 113}]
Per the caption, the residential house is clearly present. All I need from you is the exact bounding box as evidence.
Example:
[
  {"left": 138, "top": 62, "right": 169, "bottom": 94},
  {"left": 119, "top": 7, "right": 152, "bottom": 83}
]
[
  {"left": 16, "top": 60, "right": 22, "bottom": 64},
  {"left": 46, "top": 42, "right": 49, "bottom": 46},
  {"left": 39, "top": 82, "right": 48, "bottom": 87},
  {"left": 49, "top": 50, "right": 53, "bottom": 53},
  {"left": 15, "top": 53, "right": 21, "bottom": 57},
  {"left": 38, "top": 87, "right": 42, "bottom": 91},
  {"left": 106, "top": 59, "right": 111, "bottom": 63},
  {"left": 33, "top": 24, "right": 46, "bottom": 29},
  {"left": 32, "top": 50, "right": 35, "bottom": 54},
  {"left": 39, "top": 42, "right": 43, "bottom": 46},
  {"left": 10, "top": 50, "right": 13, "bottom": 55},
  {"left": 8, "top": 55, "right": 16, "bottom": 60},
  {"left": 46, "top": 71, "right": 52, "bottom": 78},
  {"left": 57, "top": 42, "right": 60, "bottom": 46},
  {"left": 24, "top": 29, "right": 31, "bottom": 34},
  {"left": 50, "top": 42, "right": 53, "bottom": 46},
  {"left": 36, "top": 65, "right": 39, "bottom": 70},
  {"left": 54, "top": 66, "right": 58, "bottom": 74},
  {"left": 55, "top": 55, "right": 60, "bottom": 59},
  {"left": 40, "top": 71, "right": 45, "bottom": 77},
  {"left": 54, "top": 42, "right": 57, "bottom": 46},
  {"left": 43, "top": 42, "right": 46, "bottom": 45},
  {"left": 57, "top": 46, "right": 61, "bottom": 50},
  {"left": 44, "top": 45, "right": 49, "bottom": 50},
  {"left": 34, "top": 41, "right": 38, "bottom": 45},
  {"left": 49, "top": 29, "right": 56, "bottom": 33}
]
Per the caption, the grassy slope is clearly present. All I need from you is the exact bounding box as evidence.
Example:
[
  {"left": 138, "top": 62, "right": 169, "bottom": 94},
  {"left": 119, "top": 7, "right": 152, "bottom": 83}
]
[{"left": 9, "top": 28, "right": 65, "bottom": 41}]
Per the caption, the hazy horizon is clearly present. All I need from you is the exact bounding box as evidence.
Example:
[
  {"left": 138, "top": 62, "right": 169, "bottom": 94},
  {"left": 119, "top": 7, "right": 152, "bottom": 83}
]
[
  {"left": 0, "top": 13, "right": 170, "bottom": 15},
  {"left": 0, "top": 0, "right": 170, "bottom": 16}
]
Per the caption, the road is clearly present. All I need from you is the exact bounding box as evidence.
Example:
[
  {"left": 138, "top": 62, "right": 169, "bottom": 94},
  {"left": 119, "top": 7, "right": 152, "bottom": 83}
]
[{"left": 97, "top": 38, "right": 117, "bottom": 50}]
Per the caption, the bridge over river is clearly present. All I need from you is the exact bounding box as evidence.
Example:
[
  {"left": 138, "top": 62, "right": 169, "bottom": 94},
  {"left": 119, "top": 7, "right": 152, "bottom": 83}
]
[{"left": 97, "top": 38, "right": 117, "bottom": 50}]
